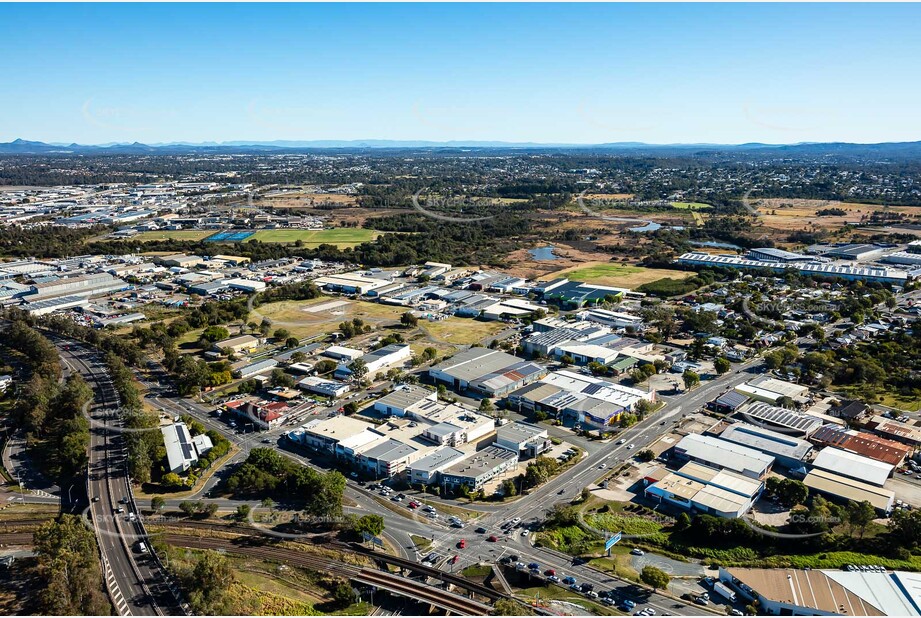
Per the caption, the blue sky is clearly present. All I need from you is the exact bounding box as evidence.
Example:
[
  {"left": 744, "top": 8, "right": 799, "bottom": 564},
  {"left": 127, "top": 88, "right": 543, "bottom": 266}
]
[{"left": 2, "top": 3, "right": 920, "bottom": 145}]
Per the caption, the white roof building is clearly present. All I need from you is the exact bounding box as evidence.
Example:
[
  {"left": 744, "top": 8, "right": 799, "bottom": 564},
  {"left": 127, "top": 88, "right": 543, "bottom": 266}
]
[{"left": 812, "top": 446, "right": 894, "bottom": 487}]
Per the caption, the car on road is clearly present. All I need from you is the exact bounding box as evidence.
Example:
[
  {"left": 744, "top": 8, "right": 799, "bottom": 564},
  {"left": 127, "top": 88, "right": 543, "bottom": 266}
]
[
  {"left": 475, "top": 527, "right": 487, "bottom": 534},
  {"left": 458, "top": 539, "right": 466, "bottom": 549},
  {"left": 521, "top": 529, "right": 530, "bottom": 537},
  {"left": 584, "top": 590, "right": 598, "bottom": 599},
  {"left": 548, "top": 575, "right": 560, "bottom": 583},
  {"left": 630, "top": 548, "right": 644, "bottom": 555},
  {"left": 114, "top": 507, "right": 124, "bottom": 514},
  {"left": 528, "top": 562, "right": 540, "bottom": 570},
  {"left": 562, "top": 576, "right": 576, "bottom": 585},
  {"left": 92, "top": 496, "right": 100, "bottom": 502},
  {"left": 620, "top": 600, "right": 636, "bottom": 611},
  {"left": 451, "top": 555, "right": 459, "bottom": 565},
  {"left": 627, "top": 443, "right": 635, "bottom": 449},
  {"left": 544, "top": 569, "right": 556, "bottom": 576},
  {"left": 599, "top": 463, "right": 607, "bottom": 469},
  {"left": 261, "top": 438, "right": 272, "bottom": 444},
  {"left": 487, "top": 535, "right": 498, "bottom": 542},
  {"left": 617, "top": 439, "right": 626, "bottom": 445},
  {"left": 694, "top": 597, "right": 709, "bottom": 606},
  {"left": 730, "top": 610, "right": 743, "bottom": 616}
]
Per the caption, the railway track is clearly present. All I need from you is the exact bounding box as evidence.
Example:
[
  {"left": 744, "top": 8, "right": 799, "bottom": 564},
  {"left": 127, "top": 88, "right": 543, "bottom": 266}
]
[
  {"left": 164, "top": 534, "right": 495, "bottom": 615},
  {"left": 0, "top": 532, "right": 33, "bottom": 545}
]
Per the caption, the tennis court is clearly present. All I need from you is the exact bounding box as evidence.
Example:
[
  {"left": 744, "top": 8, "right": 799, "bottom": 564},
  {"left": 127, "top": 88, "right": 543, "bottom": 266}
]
[{"left": 205, "top": 230, "right": 255, "bottom": 242}]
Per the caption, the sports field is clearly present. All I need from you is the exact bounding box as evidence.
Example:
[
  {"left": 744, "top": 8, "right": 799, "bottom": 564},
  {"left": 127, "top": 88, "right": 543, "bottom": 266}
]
[
  {"left": 248, "top": 228, "right": 382, "bottom": 247},
  {"left": 545, "top": 262, "right": 693, "bottom": 289}
]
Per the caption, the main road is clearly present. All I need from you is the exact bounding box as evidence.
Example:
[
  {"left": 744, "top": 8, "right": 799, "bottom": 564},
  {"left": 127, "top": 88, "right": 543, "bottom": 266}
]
[{"left": 55, "top": 338, "right": 184, "bottom": 616}]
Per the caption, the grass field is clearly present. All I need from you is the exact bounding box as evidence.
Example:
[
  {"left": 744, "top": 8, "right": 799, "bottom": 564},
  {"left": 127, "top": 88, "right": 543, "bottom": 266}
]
[
  {"left": 544, "top": 262, "right": 693, "bottom": 290},
  {"left": 248, "top": 228, "right": 381, "bottom": 247},
  {"left": 421, "top": 318, "right": 507, "bottom": 346},
  {"left": 670, "top": 201, "right": 711, "bottom": 210},
  {"left": 132, "top": 230, "right": 215, "bottom": 242},
  {"left": 253, "top": 297, "right": 407, "bottom": 339}
]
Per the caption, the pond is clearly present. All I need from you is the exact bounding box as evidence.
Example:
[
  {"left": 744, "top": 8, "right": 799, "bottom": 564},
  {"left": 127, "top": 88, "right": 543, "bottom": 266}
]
[{"left": 529, "top": 245, "right": 560, "bottom": 260}]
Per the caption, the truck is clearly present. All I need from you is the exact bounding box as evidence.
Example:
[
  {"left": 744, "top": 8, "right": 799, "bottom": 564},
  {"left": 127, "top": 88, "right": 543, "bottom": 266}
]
[{"left": 712, "top": 581, "right": 737, "bottom": 603}]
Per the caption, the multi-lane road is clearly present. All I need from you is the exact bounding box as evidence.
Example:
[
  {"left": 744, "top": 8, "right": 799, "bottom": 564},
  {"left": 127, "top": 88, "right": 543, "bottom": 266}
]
[{"left": 56, "top": 339, "right": 184, "bottom": 616}]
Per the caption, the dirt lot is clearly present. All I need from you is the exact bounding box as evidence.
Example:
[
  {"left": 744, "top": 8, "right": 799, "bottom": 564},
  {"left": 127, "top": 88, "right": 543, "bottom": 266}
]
[
  {"left": 753, "top": 198, "right": 919, "bottom": 231},
  {"left": 256, "top": 192, "right": 359, "bottom": 208}
]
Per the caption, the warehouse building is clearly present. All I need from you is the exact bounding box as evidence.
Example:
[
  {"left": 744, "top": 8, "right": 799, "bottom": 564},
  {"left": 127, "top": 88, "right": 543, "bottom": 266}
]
[
  {"left": 334, "top": 344, "right": 411, "bottom": 380},
  {"left": 734, "top": 376, "right": 811, "bottom": 406},
  {"left": 21, "top": 294, "right": 90, "bottom": 316},
  {"left": 354, "top": 438, "right": 418, "bottom": 478},
  {"left": 232, "top": 358, "right": 277, "bottom": 379},
  {"left": 644, "top": 470, "right": 758, "bottom": 519},
  {"left": 811, "top": 446, "right": 894, "bottom": 487},
  {"left": 322, "top": 345, "right": 364, "bottom": 362},
  {"left": 25, "top": 272, "right": 128, "bottom": 300},
  {"left": 291, "top": 416, "right": 370, "bottom": 454},
  {"left": 733, "top": 402, "right": 825, "bottom": 438},
  {"left": 809, "top": 425, "right": 912, "bottom": 467},
  {"left": 314, "top": 272, "right": 392, "bottom": 295},
  {"left": 214, "top": 334, "right": 261, "bottom": 355},
  {"left": 676, "top": 252, "right": 910, "bottom": 286},
  {"left": 224, "top": 278, "right": 267, "bottom": 293},
  {"left": 747, "top": 247, "right": 815, "bottom": 263},
  {"left": 409, "top": 400, "right": 495, "bottom": 445},
  {"left": 865, "top": 415, "right": 921, "bottom": 447},
  {"left": 803, "top": 468, "right": 895, "bottom": 514},
  {"left": 373, "top": 384, "right": 438, "bottom": 417},
  {"left": 429, "top": 347, "right": 547, "bottom": 397},
  {"left": 671, "top": 433, "right": 775, "bottom": 479},
  {"left": 718, "top": 422, "right": 813, "bottom": 469},
  {"left": 297, "top": 376, "right": 350, "bottom": 399}
]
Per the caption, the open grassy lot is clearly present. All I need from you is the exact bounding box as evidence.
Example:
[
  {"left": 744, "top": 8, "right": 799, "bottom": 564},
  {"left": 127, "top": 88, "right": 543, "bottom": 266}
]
[
  {"left": 132, "top": 230, "right": 215, "bottom": 242},
  {"left": 515, "top": 585, "right": 618, "bottom": 615},
  {"left": 248, "top": 228, "right": 382, "bottom": 247},
  {"left": 420, "top": 318, "right": 507, "bottom": 346},
  {"left": 543, "top": 262, "right": 693, "bottom": 290},
  {"left": 670, "top": 201, "right": 711, "bottom": 210},
  {"left": 253, "top": 297, "right": 407, "bottom": 339}
]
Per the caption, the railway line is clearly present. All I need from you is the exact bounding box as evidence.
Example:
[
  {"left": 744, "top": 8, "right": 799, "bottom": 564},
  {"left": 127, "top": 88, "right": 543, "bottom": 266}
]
[{"left": 163, "top": 533, "right": 496, "bottom": 615}]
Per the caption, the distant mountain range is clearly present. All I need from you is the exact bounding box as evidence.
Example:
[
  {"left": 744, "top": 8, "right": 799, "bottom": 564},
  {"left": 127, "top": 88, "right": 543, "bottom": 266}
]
[{"left": 2, "top": 137, "right": 921, "bottom": 157}]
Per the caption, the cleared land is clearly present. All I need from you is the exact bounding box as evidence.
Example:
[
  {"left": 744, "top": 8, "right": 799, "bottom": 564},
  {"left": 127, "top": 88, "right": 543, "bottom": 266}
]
[
  {"left": 248, "top": 228, "right": 381, "bottom": 247},
  {"left": 253, "top": 297, "right": 407, "bottom": 339},
  {"left": 670, "top": 201, "right": 711, "bottom": 210},
  {"left": 132, "top": 230, "right": 215, "bottom": 242},
  {"left": 543, "top": 262, "right": 693, "bottom": 289},
  {"left": 754, "top": 198, "right": 920, "bottom": 231},
  {"left": 420, "top": 317, "right": 507, "bottom": 346},
  {"left": 257, "top": 192, "right": 360, "bottom": 208}
]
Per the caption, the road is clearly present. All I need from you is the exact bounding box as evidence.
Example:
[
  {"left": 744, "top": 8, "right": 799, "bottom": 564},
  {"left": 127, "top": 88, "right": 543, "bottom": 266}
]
[{"left": 56, "top": 339, "right": 184, "bottom": 616}]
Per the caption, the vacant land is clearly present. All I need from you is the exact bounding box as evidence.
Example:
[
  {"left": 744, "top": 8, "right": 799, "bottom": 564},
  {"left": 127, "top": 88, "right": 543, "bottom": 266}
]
[
  {"left": 132, "top": 230, "right": 215, "bottom": 242},
  {"left": 670, "top": 201, "right": 711, "bottom": 210},
  {"left": 248, "top": 228, "right": 381, "bottom": 247},
  {"left": 544, "top": 262, "right": 693, "bottom": 290},
  {"left": 253, "top": 297, "right": 407, "bottom": 339},
  {"left": 421, "top": 317, "right": 507, "bottom": 346},
  {"left": 754, "top": 198, "right": 920, "bottom": 232},
  {"left": 258, "top": 192, "right": 360, "bottom": 208}
]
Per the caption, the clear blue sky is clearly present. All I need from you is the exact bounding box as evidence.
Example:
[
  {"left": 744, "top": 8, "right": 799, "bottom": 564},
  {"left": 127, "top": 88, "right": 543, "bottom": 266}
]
[{"left": 2, "top": 3, "right": 920, "bottom": 145}]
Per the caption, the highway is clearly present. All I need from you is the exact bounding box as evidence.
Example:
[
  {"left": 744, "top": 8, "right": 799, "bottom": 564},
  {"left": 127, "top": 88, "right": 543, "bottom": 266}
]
[{"left": 55, "top": 339, "right": 184, "bottom": 616}]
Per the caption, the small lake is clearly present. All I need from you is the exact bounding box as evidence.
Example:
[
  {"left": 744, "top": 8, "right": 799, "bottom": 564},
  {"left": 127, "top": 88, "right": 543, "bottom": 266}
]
[
  {"left": 690, "top": 240, "right": 743, "bottom": 250},
  {"left": 529, "top": 245, "right": 560, "bottom": 260},
  {"left": 628, "top": 222, "right": 662, "bottom": 232}
]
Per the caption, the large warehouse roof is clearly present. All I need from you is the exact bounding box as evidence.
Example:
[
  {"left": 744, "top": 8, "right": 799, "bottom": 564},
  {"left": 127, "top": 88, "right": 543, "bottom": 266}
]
[
  {"left": 719, "top": 422, "right": 813, "bottom": 462},
  {"left": 803, "top": 469, "right": 895, "bottom": 512},
  {"left": 673, "top": 433, "right": 774, "bottom": 478},
  {"left": 812, "top": 447, "right": 894, "bottom": 487},
  {"left": 431, "top": 347, "right": 526, "bottom": 383}
]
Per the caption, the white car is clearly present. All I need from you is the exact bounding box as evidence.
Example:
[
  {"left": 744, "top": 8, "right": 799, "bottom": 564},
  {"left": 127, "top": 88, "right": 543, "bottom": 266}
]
[
  {"left": 599, "top": 463, "right": 607, "bottom": 469},
  {"left": 627, "top": 444, "right": 635, "bottom": 449},
  {"left": 630, "top": 548, "right": 644, "bottom": 556},
  {"left": 617, "top": 439, "right": 626, "bottom": 445},
  {"left": 521, "top": 530, "right": 530, "bottom": 537}
]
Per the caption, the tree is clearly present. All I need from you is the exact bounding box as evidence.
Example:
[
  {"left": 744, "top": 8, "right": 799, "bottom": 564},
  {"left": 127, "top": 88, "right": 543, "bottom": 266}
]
[
  {"left": 682, "top": 370, "right": 700, "bottom": 390},
  {"left": 290, "top": 351, "right": 307, "bottom": 363},
  {"left": 285, "top": 336, "right": 299, "bottom": 349},
  {"left": 185, "top": 551, "right": 236, "bottom": 615},
  {"left": 636, "top": 449, "right": 655, "bottom": 462},
  {"left": 348, "top": 358, "right": 368, "bottom": 384},
  {"left": 270, "top": 367, "right": 295, "bottom": 388},
  {"left": 640, "top": 565, "right": 670, "bottom": 591},
  {"left": 845, "top": 500, "right": 876, "bottom": 538},
  {"left": 151, "top": 496, "right": 165, "bottom": 513},
  {"left": 235, "top": 504, "right": 251, "bottom": 521},
  {"left": 479, "top": 398, "right": 495, "bottom": 414},
  {"left": 332, "top": 581, "right": 356, "bottom": 608},
  {"left": 675, "top": 512, "right": 692, "bottom": 531},
  {"left": 501, "top": 478, "right": 518, "bottom": 497},
  {"left": 714, "top": 357, "right": 731, "bottom": 375},
  {"left": 401, "top": 312, "right": 419, "bottom": 328},
  {"left": 352, "top": 514, "right": 385, "bottom": 537},
  {"left": 33, "top": 514, "right": 110, "bottom": 615},
  {"left": 560, "top": 355, "right": 574, "bottom": 367},
  {"left": 179, "top": 501, "right": 197, "bottom": 517},
  {"left": 273, "top": 328, "right": 290, "bottom": 340},
  {"left": 201, "top": 325, "right": 230, "bottom": 343}
]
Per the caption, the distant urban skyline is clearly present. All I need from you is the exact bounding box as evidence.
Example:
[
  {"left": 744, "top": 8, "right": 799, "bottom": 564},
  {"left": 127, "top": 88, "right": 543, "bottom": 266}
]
[{"left": 2, "top": 3, "right": 920, "bottom": 145}]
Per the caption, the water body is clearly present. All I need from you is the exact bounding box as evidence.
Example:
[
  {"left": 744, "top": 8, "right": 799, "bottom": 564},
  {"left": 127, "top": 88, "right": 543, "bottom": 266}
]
[
  {"left": 628, "top": 222, "right": 662, "bottom": 232},
  {"left": 529, "top": 245, "right": 560, "bottom": 260}
]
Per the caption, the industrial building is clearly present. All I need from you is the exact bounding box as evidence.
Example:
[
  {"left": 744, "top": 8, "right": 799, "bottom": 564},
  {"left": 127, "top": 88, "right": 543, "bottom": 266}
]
[
  {"left": 322, "top": 345, "right": 364, "bottom": 362},
  {"left": 439, "top": 445, "right": 519, "bottom": 493},
  {"left": 675, "top": 252, "right": 910, "bottom": 285},
  {"left": 734, "top": 376, "right": 811, "bottom": 406},
  {"left": 408, "top": 447, "right": 466, "bottom": 486},
  {"left": 865, "top": 415, "right": 921, "bottom": 446},
  {"left": 429, "top": 347, "right": 547, "bottom": 397},
  {"left": 297, "top": 376, "right": 350, "bottom": 399},
  {"left": 334, "top": 344, "right": 410, "bottom": 380},
  {"left": 214, "top": 334, "right": 261, "bottom": 355},
  {"left": 811, "top": 447, "right": 894, "bottom": 487},
  {"left": 733, "top": 402, "right": 825, "bottom": 438},
  {"left": 161, "top": 422, "right": 212, "bottom": 474},
  {"left": 718, "top": 422, "right": 813, "bottom": 469},
  {"left": 314, "top": 272, "right": 392, "bottom": 295},
  {"left": 25, "top": 272, "right": 128, "bottom": 300},
  {"left": 495, "top": 422, "right": 551, "bottom": 457},
  {"left": 232, "top": 358, "right": 277, "bottom": 379},
  {"left": 809, "top": 425, "right": 912, "bottom": 467},
  {"left": 644, "top": 464, "right": 761, "bottom": 519},
  {"left": 803, "top": 468, "right": 895, "bottom": 513},
  {"left": 373, "top": 384, "right": 438, "bottom": 417},
  {"left": 671, "top": 433, "right": 775, "bottom": 479}
]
